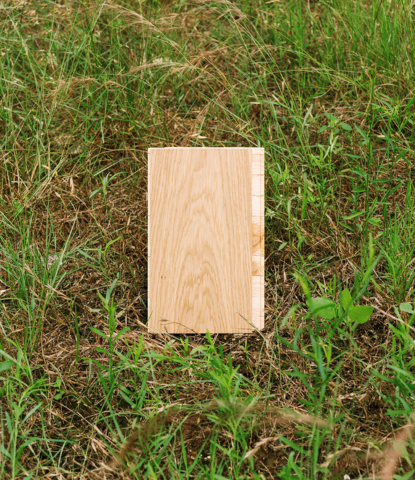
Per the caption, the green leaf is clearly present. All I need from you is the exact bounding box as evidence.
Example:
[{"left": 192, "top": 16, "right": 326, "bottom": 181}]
[
  {"left": 343, "top": 210, "right": 365, "bottom": 220},
  {"left": 279, "top": 435, "right": 307, "bottom": 455},
  {"left": 400, "top": 302, "right": 415, "bottom": 314},
  {"left": 340, "top": 289, "right": 353, "bottom": 312},
  {"left": 308, "top": 297, "right": 336, "bottom": 319},
  {"left": 368, "top": 217, "right": 381, "bottom": 227},
  {"left": 89, "top": 188, "right": 102, "bottom": 198},
  {"left": 54, "top": 391, "right": 64, "bottom": 400},
  {"left": 119, "top": 390, "right": 136, "bottom": 408},
  {"left": 295, "top": 273, "right": 311, "bottom": 302},
  {"left": 54, "top": 378, "right": 62, "bottom": 388},
  {"left": 21, "top": 403, "right": 43, "bottom": 425},
  {"left": 105, "top": 236, "right": 121, "bottom": 253},
  {"left": 0, "top": 361, "right": 13, "bottom": 373},
  {"left": 341, "top": 123, "right": 352, "bottom": 131},
  {"left": 278, "top": 242, "right": 288, "bottom": 251},
  {"left": 394, "top": 468, "right": 415, "bottom": 480},
  {"left": 325, "top": 113, "right": 337, "bottom": 122},
  {"left": 317, "top": 126, "right": 328, "bottom": 133},
  {"left": 114, "top": 326, "right": 130, "bottom": 342},
  {"left": 348, "top": 305, "right": 373, "bottom": 324},
  {"left": 96, "top": 347, "right": 111, "bottom": 355},
  {"left": 106, "top": 277, "right": 118, "bottom": 303},
  {"left": 90, "top": 327, "right": 108, "bottom": 339}
]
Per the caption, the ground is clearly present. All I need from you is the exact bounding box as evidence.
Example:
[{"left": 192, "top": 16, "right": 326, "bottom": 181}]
[{"left": 1, "top": 0, "right": 415, "bottom": 479}]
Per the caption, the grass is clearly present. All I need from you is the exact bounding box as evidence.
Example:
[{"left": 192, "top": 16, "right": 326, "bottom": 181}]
[{"left": 1, "top": 0, "right": 415, "bottom": 478}]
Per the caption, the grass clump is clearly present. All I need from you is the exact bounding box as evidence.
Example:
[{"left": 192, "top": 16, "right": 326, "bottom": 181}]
[{"left": 1, "top": 0, "right": 415, "bottom": 478}]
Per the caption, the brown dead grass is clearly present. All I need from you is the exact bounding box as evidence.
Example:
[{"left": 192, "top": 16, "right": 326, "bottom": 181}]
[{"left": 0, "top": 0, "right": 415, "bottom": 478}]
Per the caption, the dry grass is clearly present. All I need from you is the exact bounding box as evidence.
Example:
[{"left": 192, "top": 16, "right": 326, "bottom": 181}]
[{"left": 1, "top": 0, "right": 415, "bottom": 478}]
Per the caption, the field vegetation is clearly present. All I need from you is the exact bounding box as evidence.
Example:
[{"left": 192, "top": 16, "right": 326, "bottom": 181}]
[{"left": 1, "top": 0, "right": 415, "bottom": 478}]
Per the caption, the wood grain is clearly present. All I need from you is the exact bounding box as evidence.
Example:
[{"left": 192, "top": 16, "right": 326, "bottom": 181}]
[
  {"left": 251, "top": 148, "right": 264, "bottom": 329},
  {"left": 148, "top": 147, "right": 264, "bottom": 334}
]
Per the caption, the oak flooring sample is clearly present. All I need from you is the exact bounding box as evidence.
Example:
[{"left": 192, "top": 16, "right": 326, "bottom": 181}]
[{"left": 148, "top": 147, "right": 264, "bottom": 334}]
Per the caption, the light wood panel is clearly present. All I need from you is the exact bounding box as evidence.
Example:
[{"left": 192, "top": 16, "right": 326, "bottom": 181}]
[
  {"left": 251, "top": 148, "right": 264, "bottom": 330},
  {"left": 148, "top": 147, "right": 264, "bottom": 334}
]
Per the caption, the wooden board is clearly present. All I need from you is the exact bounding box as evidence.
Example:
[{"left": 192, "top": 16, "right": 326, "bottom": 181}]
[{"left": 148, "top": 147, "right": 264, "bottom": 334}]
